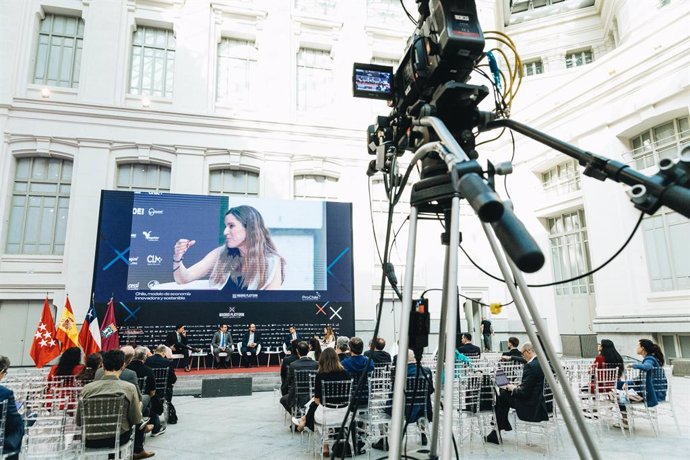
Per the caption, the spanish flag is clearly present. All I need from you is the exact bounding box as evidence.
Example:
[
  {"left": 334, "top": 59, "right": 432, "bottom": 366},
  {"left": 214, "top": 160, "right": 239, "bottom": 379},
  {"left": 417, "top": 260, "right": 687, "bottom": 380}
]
[{"left": 56, "top": 295, "right": 80, "bottom": 351}]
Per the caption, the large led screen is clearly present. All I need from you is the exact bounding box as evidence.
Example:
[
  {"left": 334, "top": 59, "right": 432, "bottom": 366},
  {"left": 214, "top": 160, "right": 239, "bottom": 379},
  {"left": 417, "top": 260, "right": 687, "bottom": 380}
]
[{"left": 92, "top": 191, "right": 355, "bottom": 349}]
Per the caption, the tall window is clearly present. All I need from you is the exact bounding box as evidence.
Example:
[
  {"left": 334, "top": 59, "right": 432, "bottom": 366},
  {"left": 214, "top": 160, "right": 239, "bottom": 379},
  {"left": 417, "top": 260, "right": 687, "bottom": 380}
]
[
  {"left": 294, "top": 0, "right": 336, "bottom": 16},
  {"left": 630, "top": 116, "right": 689, "bottom": 169},
  {"left": 367, "top": 0, "right": 410, "bottom": 28},
  {"left": 641, "top": 210, "right": 690, "bottom": 292},
  {"left": 541, "top": 160, "right": 581, "bottom": 197},
  {"left": 129, "top": 26, "right": 175, "bottom": 98},
  {"left": 116, "top": 163, "right": 171, "bottom": 192},
  {"left": 565, "top": 49, "right": 593, "bottom": 68},
  {"left": 547, "top": 210, "right": 594, "bottom": 295},
  {"left": 33, "top": 14, "right": 84, "bottom": 88},
  {"left": 216, "top": 38, "right": 257, "bottom": 107},
  {"left": 523, "top": 59, "right": 543, "bottom": 76},
  {"left": 294, "top": 174, "right": 338, "bottom": 200},
  {"left": 209, "top": 169, "right": 259, "bottom": 196},
  {"left": 296, "top": 48, "right": 333, "bottom": 111},
  {"left": 6, "top": 157, "right": 72, "bottom": 255}
]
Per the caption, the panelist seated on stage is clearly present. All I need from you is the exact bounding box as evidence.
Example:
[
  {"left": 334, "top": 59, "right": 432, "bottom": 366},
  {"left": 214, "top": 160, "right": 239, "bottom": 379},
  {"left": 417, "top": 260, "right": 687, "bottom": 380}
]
[
  {"left": 241, "top": 323, "right": 261, "bottom": 365},
  {"left": 165, "top": 325, "right": 200, "bottom": 372},
  {"left": 211, "top": 324, "right": 233, "bottom": 368},
  {"left": 485, "top": 342, "right": 550, "bottom": 445},
  {"left": 283, "top": 326, "right": 302, "bottom": 354}
]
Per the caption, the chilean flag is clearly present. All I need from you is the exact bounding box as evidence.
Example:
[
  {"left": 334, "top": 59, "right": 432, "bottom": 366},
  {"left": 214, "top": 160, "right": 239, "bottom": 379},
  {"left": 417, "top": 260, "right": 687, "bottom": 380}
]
[{"left": 78, "top": 297, "right": 102, "bottom": 357}]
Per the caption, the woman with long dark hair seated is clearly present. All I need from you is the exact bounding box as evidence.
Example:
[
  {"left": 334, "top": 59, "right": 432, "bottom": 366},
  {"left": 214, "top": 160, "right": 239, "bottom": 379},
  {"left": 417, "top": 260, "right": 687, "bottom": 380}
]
[
  {"left": 590, "top": 339, "right": 624, "bottom": 393},
  {"left": 48, "top": 346, "right": 84, "bottom": 381},
  {"left": 76, "top": 353, "right": 103, "bottom": 385},
  {"left": 291, "top": 348, "right": 351, "bottom": 436},
  {"left": 626, "top": 338, "right": 667, "bottom": 407}
]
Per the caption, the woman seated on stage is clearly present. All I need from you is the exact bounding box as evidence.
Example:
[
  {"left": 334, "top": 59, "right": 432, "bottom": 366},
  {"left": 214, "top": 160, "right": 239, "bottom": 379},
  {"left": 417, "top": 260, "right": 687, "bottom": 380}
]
[
  {"left": 291, "top": 348, "right": 351, "bottom": 436},
  {"left": 321, "top": 326, "right": 336, "bottom": 349},
  {"left": 172, "top": 205, "right": 286, "bottom": 290}
]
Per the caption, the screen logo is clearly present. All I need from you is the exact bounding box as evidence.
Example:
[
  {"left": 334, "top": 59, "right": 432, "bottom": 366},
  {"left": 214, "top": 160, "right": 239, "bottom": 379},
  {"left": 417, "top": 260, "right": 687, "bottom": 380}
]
[
  {"left": 133, "top": 207, "right": 145, "bottom": 215},
  {"left": 147, "top": 255, "right": 162, "bottom": 265},
  {"left": 129, "top": 256, "right": 139, "bottom": 266},
  {"left": 148, "top": 208, "right": 164, "bottom": 216},
  {"left": 219, "top": 306, "right": 245, "bottom": 319},
  {"left": 148, "top": 280, "right": 160, "bottom": 289},
  {"left": 127, "top": 282, "right": 140, "bottom": 290},
  {"left": 142, "top": 231, "right": 160, "bottom": 242}
]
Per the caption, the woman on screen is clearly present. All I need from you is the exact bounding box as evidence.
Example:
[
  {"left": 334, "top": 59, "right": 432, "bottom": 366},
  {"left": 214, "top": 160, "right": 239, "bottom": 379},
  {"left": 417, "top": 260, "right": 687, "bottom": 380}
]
[{"left": 172, "top": 205, "right": 286, "bottom": 290}]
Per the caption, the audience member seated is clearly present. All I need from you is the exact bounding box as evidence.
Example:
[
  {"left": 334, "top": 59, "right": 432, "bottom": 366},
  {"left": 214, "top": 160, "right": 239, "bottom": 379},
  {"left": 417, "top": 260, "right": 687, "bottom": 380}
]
[
  {"left": 320, "top": 326, "right": 336, "bottom": 350},
  {"left": 500, "top": 337, "right": 526, "bottom": 364},
  {"left": 292, "top": 348, "right": 351, "bottom": 456},
  {"left": 0, "top": 355, "right": 24, "bottom": 460},
  {"left": 165, "top": 324, "right": 199, "bottom": 372},
  {"left": 363, "top": 337, "right": 392, "bottom": 366},
  {"left": 145, "top": 345, "right": 178, "bottom": 424},
  {"left": 283, "top": 326, "right": 301, "bottom": 355},
  {"left": 336, "top": 336, "right": 350, "bottom": 362},
  {"left": 77, "top": 350, "right": 155, "bottom": 459},
  {"left": 395, "top": 349, "right": 435, "bottom": 426},
  {"left": 76, "top": 353, "right": 103, "bottom": 385},
  {"left": 590, "top": 339, "right": 624, "bottom": 393},
  {"left": 485, "top": 343, "right": 549, "bottom": 444},
  {"left": 280, "top": 341, "right": 318, "bottom": 414},
  {"left": 48, "top": 346, "right": 85, "bottom": 381},
  {"left": 342, "top": 337, "right": 375, "bottom": 378},
  {"left": 457, "top": 333, "right": 481, "bottom": 357},
  {"left": 128, "top": 347, "right": 163, "bottom": 437},
  {"left": 241, "top": 323, "right": 261, "bottom": 367},
  {"left": 280, "top": 340, "right": 300, "bottom": 396},
  {"left": 96, "top": 346, "right": 139, "bottom": 390},
  {"left": 211, "top": 324, "right": 233, "bottom": 369},
  {"left": 307, "top": 337, "right": 322, "bottom": 362},
  {"left": 625, "top": 338, "right": 666, "bottom": 407}
]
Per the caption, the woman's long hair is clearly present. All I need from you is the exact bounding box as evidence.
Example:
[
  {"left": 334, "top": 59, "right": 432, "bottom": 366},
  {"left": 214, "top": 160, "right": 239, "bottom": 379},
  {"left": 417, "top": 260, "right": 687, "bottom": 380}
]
[
  {"left": 77, "top": 352, "right": 103, "bottom": 383},
  {"left": 210, "top": 205, "right": 285, "bottom": 289},
  {"left": 639, "top": 338, "right": 665, "bottom": 366},
  {"left": 600, "top": 339, "right": 624, "bottom": 377},
  {"left": 309, "top": 337, "right": 322, "bottom": 362},
  {"left": 323, "top": 326, "right": 335, "bottom": 343},
  {"left": 55, "top": 347, "right": 82, "bottom": 376},
  {"left": 318, "top": 347, "right": 344, "bottom": 374}
]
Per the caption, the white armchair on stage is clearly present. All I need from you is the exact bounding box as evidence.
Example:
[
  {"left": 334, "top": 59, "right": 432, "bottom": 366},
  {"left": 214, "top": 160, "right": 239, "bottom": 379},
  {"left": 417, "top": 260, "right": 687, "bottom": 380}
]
[{"left": 236, "top": 342, "right": 262, "bottom": 367}]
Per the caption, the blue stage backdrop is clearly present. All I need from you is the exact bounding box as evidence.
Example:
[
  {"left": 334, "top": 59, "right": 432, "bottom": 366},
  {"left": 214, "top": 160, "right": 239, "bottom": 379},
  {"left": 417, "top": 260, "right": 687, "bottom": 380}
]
[{"left": 91, "top": 191, "right": 355, "bottom": 350}]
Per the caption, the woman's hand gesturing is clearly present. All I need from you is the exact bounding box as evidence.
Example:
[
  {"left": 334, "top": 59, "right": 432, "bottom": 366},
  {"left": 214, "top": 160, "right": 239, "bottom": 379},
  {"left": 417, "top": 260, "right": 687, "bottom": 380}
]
[{"left": 174, "top": 239, "right": 196, "bottom": 262}]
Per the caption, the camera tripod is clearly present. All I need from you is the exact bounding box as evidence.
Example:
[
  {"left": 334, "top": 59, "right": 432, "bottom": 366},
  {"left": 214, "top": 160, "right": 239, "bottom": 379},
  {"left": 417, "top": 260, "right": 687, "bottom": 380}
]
[{"left": 386, "top": 109, "right": 690, "bottom": 459}]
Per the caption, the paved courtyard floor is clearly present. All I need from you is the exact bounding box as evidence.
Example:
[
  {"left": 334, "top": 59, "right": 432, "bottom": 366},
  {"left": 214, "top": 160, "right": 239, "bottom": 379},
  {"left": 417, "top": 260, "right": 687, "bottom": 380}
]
[{"left": 145, "top": 376, "right": 690, "bottom": 459}]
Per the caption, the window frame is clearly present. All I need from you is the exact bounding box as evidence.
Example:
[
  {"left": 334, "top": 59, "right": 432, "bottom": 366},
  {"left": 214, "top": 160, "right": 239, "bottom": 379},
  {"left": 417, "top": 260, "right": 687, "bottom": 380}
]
[
  {"left": 208, "top": 168, "right": 260, "bottom": 197},
  {"left": 565, "top": 49, "right": 593, "bottom": 69},
  {"left": 128, "top": 25, "right": 176, "bottom": 99},
  {"left": 293, "top": 173, "right": 338, "bottom": 200},
  {"left": 115, "top": 162, "right": 171, "bottom": 192},
  {"left": 33, "top": 13, "right": 85, "bottom": 88},
  {"left": 547, "top": 209, "right": 594, "bottom": 296},
  {"left": 296, "top": 47, "right": 334, "bottom": 112},
  {"left": 6, "top": 156, "right": 73, "bottom": 255},
  {"left": 522, "top": 58, "right": 544, "bottom": 76},
  {"left": 641, "top": 209, "right": 690, "bottom": 292},
  {"left": 630, "top": 116, "right": 689, "bottom": 170},
  {"left": 216, "top": 37, "right": 258, "bottom": 107}
]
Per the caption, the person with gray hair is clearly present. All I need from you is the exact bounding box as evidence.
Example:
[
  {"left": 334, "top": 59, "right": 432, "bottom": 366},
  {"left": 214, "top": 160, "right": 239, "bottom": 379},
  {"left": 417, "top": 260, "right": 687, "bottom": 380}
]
[
  {"left": 128, "top": 347, "right": 163, "bottom": 436},
  {"left": 0, "top": 355, "right": 24, "bottom": 458},
  {"left": 485, "top": 342, "right": 549, "bottom": 444},
  {"left": 94, "top": 345, "right": 140, "bottom": 392},
  {"left": 336, "top": 336, "right": 350, "bottom": 362}
]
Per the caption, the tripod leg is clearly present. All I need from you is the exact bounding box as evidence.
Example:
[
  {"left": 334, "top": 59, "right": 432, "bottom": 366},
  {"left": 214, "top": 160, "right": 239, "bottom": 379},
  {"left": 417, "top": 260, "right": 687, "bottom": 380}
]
[
  {"left": 480, "top": 222, "right": 600, "bottom": 460},
  {"left": 429, "top": 243, "right": 451, "bottom": 458},
  {"left": 440, "top": 196, "right": 461, "bottom": 460},
  {"left": 389, "top": 205, "right": 419, "bottom": 460}
]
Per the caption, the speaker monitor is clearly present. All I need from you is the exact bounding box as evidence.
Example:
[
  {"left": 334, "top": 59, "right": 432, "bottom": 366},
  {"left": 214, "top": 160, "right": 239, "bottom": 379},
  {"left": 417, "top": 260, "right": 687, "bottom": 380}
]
[{"left": 201, "top": 377, "right": 252, "bottom": 398}]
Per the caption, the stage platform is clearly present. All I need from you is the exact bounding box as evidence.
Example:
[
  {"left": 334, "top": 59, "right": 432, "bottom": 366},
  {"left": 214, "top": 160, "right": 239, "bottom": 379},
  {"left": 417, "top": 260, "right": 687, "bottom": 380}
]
[{"left": 173, "top": 365, "right": 281, "bottom": 396}]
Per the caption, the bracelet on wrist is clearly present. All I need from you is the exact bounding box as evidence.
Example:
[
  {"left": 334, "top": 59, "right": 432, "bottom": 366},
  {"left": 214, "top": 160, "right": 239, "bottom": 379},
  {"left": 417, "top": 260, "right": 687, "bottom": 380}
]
[{"left": 173, "top": 257, "right": 183, "bottom": 263}]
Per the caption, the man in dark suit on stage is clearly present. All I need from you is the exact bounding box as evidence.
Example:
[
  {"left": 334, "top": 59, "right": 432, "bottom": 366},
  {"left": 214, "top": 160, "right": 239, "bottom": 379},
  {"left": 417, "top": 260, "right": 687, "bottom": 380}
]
[
  {"left": 485, "top": 342, "right": 550, "bottom": 444},
  {"left": 283, "top": 326, "right": 301, "bottom": 355},
  {"left": 211, "top": 324, "right": 233, "bottom": 368},
  {"left": 457, "top": 333, "right": 481, "bottom": 357},
  {"left": 165, "top": 324, "right": 197, "bottom": 372},
  {"left": 280, "top": 341, "right": 317, "bottom": 413},
  {"left": 241, "top": 323, "right": 261, "bottom": 366}
]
